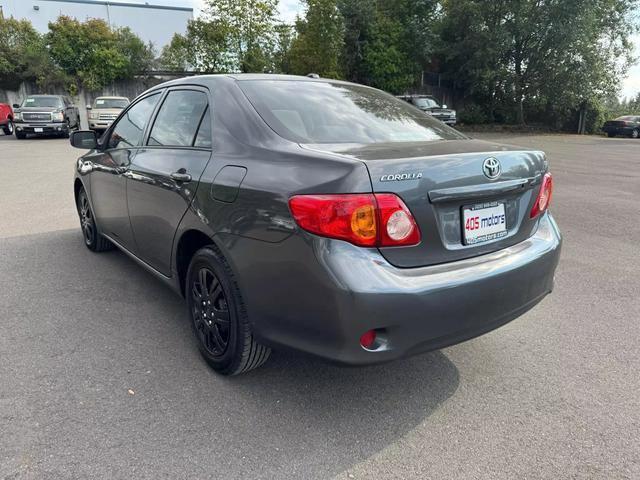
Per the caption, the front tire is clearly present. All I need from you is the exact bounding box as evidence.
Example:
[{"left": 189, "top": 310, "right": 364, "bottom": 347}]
[
  {"left": 186, "top": 247, "right": 271, "bottom": 375},
  {"left": 62, "top": 120, "right": 71, "bottom": 139},
  {"left": 15, "top": 130, "right": 26, "bottom": 139},
  {"left": 632, "top": 129, "right": 639, "bottom": 139},
  {"left": 76, "top": 188, "right": 113, "bottom": 252}
]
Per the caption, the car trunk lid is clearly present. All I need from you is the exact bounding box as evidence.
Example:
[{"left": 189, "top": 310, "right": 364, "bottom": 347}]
[{"left": 303, "top": 139, "right": 548, "bottom": 268}]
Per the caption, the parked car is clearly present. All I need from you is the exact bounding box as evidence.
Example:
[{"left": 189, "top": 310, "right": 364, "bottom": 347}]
[
  {"left": 13, "top": 94, "right": 80, "bottom": 139},
  {"left": 87, "top": 96, "right": 130, "bottom": 132},
  {"left": 0, "top": 102, "right": 14, "bottom": 135},
  {"left": 397, "top": 94, "right": 457, "bottom": 125},
  {"left": 602, "top": 115, "right": 640, "bottom": 138},
  {"left": 70, "top": 74, "right": 561, "bottom": 375}
]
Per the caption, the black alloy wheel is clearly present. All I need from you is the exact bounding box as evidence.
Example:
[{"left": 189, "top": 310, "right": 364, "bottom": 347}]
[
  {"left": 191, "top": 267, "right": 231, "bottom": 356},
  {"left": 186, "top": 247, "right": 271, "bottom": 375},
  {"left": 76, "top": 188, "right": 113, "bottom": 252},
  {"left": 78, "top": 191, "right": 95, "bottom": 247}
]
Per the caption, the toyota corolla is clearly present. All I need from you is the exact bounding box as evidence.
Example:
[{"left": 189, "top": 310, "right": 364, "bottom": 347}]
[{"left": 71, "top": 74, "right": 561, "bottom": 375}]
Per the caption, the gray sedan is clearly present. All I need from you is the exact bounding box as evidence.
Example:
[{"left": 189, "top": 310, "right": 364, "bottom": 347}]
[{"left": 70, "top": 74, "right": 561, "bottom": 375}]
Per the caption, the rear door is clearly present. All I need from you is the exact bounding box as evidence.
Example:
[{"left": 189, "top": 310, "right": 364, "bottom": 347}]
[{"left": 126, "top": 87, "right": 212, "bottom": 276}]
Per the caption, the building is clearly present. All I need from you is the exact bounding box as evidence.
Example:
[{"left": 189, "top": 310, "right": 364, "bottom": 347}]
[{"left": 0, "top": 0, "right": 193, "bottom": 50}]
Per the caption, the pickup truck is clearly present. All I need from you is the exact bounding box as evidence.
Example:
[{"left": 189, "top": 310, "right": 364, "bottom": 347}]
[
  {"left": 13, "top": 94, "right": 80, "bottom": 139},
  {"left": 0, "top": 103, "right": 14, "bottom": 135},
  {"left": 87, "top": 96, "right": 130, "bottom": 132},
  {"left": 397, "top": 94, "right": 457, "bottom": 126}
]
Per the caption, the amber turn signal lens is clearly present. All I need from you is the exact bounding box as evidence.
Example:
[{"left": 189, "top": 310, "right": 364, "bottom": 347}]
[{"left": 350, "top": 204, "right": 377, "bottom": 241}]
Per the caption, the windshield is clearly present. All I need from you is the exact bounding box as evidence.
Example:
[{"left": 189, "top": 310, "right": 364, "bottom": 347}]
[
  {"left": 413, "top": 97, "right": 440, "bottom": 109},
  {"left": 22, "top": 96, "right": 62, "bottom": 108},
  {"left": 239, "top": 80, "right": 464, "bottom": 144},
  {"left": 94, "top": 98, "right": 129, "bottom": 109}
]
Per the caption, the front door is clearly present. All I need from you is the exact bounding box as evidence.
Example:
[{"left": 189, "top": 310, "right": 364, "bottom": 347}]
[
  {"left": 126, "top": 89, "right": 212, "bottom": 276},
  {"left": 90, "top": 92, "right": 161, "bottom": 250}
]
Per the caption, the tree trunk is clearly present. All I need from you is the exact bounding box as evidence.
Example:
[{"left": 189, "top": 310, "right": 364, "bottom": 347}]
[{"left": 514, "top": 51, "right": 525, "bottom": 125}]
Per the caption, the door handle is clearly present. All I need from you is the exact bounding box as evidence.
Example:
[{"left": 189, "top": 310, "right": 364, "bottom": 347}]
[{"left": 170, "top": 171, "right": 192, "bottom": 183}]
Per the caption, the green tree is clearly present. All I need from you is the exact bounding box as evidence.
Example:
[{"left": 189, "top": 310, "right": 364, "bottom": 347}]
[
  {"left": 272, "top": 23, "right": 295, "bottom": 73},
  {"left": 289, "top": 0, "right": 345, "bottom": 78},
  {"left": 438, "top": 0, "right": 638, "bottom": 126},
  {"left": 161, "top": 0, "right": 279, "bottom": 73},
  {"left": 0, "top": 17, "right": 64, "bottom": 90},
  {"left": 46, "top": 16, "right": 154, "bottom": 91},
  {"left": 338, "top": 0, "right": 439, "bottom": 93}
]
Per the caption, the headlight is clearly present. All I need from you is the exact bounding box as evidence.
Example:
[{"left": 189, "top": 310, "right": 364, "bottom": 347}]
[
  {"left": 89, "top": 112, "right": 99, "bottom": 120},
  {"left": 52, "top": 111, "right": 64, "bottom": 122},
  {"left": 14, "top": 112, "right": 22, "bottom": 121}
]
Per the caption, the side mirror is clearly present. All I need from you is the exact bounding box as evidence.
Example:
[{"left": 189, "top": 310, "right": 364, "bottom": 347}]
[
  {"left": 12, "top": 104, "right": 20, "bottom": 109},
  {"left": 70, "top": 130, "right": 97, "bottom": 150},
  {"left": 442, "top": 104, "right": 448, "bottom": 109},
  {"left": 86, "top": 106, "right": 92, "bottom": 110}
]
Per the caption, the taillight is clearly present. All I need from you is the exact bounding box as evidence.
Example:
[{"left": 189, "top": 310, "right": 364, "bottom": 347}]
[
  {"left": 288, "top": 193, "right": 421, "bottom": 247},
  {"left": 530, "top": 172, "right": 553, "bottom": 218}
]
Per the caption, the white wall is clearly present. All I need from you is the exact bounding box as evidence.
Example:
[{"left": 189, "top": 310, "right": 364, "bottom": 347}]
[{"left": 0, "top": 0, "right": 193, "bottom": 50}]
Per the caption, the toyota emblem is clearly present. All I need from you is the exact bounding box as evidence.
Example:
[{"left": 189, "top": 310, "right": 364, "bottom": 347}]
[{"left": 482, "top": 157, "right": 501, "bottom": 179}]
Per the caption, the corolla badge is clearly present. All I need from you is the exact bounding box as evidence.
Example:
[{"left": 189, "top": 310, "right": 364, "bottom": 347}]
[
  {"left": 482, "top": 157, "right": 502, "bottom": 179},
  {"left": 380, "top": 172, "right": 423, "bottom": 182}
]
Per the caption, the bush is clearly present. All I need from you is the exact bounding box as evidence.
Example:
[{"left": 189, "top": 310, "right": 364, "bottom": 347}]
[{"left": 458, "top": 103, "right": 489, "bottom": 124}]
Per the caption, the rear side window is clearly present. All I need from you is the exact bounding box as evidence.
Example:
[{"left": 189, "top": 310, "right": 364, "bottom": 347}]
[
  {"left": 239, "top": 80, "right": 466, "bottom": 144},
  {"left": 148, "top": 90, "right": 208, "bottom": 147},
  {"left": 194, "top": 107, "right": 212, "bottom": 148},
  {"left": 109, "top": 93, "right": 160, "bottom": 149}
]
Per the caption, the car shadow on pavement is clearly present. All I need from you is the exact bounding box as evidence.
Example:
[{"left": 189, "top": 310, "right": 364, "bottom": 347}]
[
  {"left": 0, "top": 229, "right": 460, "bottom": 480},
  {"left": 227, "top": 349, "right": 459, "bottom": 478}
]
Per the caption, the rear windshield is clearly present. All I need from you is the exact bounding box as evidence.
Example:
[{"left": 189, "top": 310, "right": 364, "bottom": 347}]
[
  {"left": 94, "top": 98, "right": 129, "bottom": 109},
  {"left": 23, "top": 96, "right": 62, "bottom": 108},
  {"left": 239, "top": 80, "right": 465, "bottom": 144},
  {"left": 615, "top": 116, "right": 639, "bottom": 121}
]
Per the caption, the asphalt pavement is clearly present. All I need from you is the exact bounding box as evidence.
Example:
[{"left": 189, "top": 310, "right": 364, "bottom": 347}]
[{"left": 1, "top": 131, "right": 639, "bottom": 479}]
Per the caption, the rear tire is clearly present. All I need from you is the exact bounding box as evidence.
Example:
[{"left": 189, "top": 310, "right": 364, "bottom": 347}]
[
  {"left": 76, "top": 188, "right": 113, "bottom": 252},
  {"left": 2, "top": 120, "right": 14, "bottom": 135},
  {"left": 186, "top": 246, "right": 271, "bottom": 375},
  {"left": 607, "top": 132, "right": 615, "bottom": 138},
  {"left": 632, "top": 129, "right": 639, "bottom": 139}
]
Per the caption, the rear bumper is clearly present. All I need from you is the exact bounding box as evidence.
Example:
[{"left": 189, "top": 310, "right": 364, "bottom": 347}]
[
  {"left": 15, "top": 122, "right": 67, "bottom": 134},
  {"left": 237, "top": 212, "right": 561, "bottom": 365}
]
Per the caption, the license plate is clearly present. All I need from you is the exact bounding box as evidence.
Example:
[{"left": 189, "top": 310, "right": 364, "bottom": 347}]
[
  {"left": 462, "top": 202, "right": 507, "bottom": 245},
  {"left": 34, "top": 128, "right": 43, "bottom": 133}
]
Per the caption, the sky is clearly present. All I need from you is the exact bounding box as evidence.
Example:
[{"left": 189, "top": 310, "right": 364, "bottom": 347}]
[{"left": 118, "top": 0, "right": 640, "bottom": 100}]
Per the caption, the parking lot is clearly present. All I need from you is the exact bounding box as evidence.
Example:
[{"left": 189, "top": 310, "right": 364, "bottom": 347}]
[{"left": 1, "top": 132, "right": 639, "bottom": 479}]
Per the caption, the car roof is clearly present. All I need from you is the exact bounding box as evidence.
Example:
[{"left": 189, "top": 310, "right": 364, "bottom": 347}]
[
  {"left": 95, "top": 96, "right": 129, "bottom": 100},
  {"left": 146, "top": 73, "right": 364, "bottom": 91}
]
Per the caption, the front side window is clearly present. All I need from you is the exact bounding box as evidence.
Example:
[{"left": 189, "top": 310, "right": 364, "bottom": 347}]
[
  {"left": 23, "top": 96, "right": 63, "bottom": 108},
  {"left": 109, "top": 93, "right": 161, "bottom": 149},
  {"left": 148, "top": 90, "right": 209, "bottom": 147},
  {"left": 239, "top": 80, "right": 465, "bottom": 144}
]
